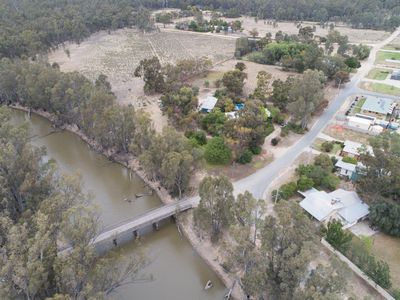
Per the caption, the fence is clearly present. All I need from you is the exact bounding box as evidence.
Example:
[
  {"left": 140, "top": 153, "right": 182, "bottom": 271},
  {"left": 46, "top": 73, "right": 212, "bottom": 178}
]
[{"left": 321, "top": 238, "right": 394, "bottom": 300}]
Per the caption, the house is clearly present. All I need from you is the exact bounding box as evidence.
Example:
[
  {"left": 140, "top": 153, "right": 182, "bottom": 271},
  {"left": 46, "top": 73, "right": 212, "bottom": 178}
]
[
  {"left": 361, "top": 96, "right": 396, "bottom": 116},
  {"left": 299, "top": 188, "right": 369, "bottom": 228},
  {"left": 390, "top": 70, "right": 400, "bottom": 81},
  {"left": 335, "top": 158, "right": 364, "bottom": 181},
  {"left": 199, "top": 96, "right": 218, "bottom": 113},
  {"left": 340, "top": 140, "right": 372, "bottom": 158}
]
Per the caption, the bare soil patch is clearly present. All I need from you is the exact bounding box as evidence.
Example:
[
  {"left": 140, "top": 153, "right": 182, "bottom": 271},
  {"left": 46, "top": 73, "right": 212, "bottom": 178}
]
[{"left": 48, "top": 28, "right": 235, "bottom": 130}]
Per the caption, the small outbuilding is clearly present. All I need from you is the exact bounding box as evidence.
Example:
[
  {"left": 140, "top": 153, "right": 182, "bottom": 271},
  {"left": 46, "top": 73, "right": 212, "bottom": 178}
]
[
  {"left": 199, "top": 96, "right": 218, "bottom": 113},
  {"left": 390, "top": 70, "right": 400, "bottom": 81},
  {"left": 347, "top": 116, "right": 373, "bottom": 131}
]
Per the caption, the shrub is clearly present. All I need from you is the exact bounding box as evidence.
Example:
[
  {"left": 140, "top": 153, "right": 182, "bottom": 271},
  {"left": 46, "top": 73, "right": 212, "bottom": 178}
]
[
  {"left": 272, "top": 181, "right": 298, "bottom": 201},
  {"left": 326, "top": 220, "right": 352, "bottom": 252},
  {"left": 342, "top": 156, "right": 357, "bottom": 164},
  {"left": 297, "top": 176, "right": 314, "bottom": 191},
  {"left": 271, "top": 137, "right": 280, "bottom": 146},
  {"left": 191, "top": 130, "right": 207, "bottom": 145},
  {"left": 235, "top": 62, "right": 246, "bottom": 71},
  {"left": 204, "top": 80, "right": 210, "bottom": 88},
  {"left": 344, "top": 56, "right": 361, "bottom": 69},
  {"left": 265, "top": 121, "right": 274, "bottom": 136},
  {"left": 204, "top": 137, "right": 232, "bottom": 165},
  {"left": 237, "top": 150, "right": 253, "bottom": 164},
  {"left": 287, "top": 122, "right": 305, "bottom": 134},
  {"left": 250, "top": 146, "right": 261, "bottom": 155},
  {"left": 321, "top": 141, "right": 334, "bottom": 152}
]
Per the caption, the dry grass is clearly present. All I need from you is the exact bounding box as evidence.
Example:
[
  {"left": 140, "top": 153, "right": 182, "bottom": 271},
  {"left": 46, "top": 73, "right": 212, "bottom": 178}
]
[
  {"left": 359, "top": 81, "right": 400, "bottom": 96},
  {"left": 371, "top": 233, "right": 400, "bottom": 290},
  {"left": 324, "top": 125, "right": 371, "bottom": 145},
  {"left": 49, "top": 28, "right": 235, "bottom": 106},
  {"left": 366, "top": 68, "right": 392, "bottom": 80}
]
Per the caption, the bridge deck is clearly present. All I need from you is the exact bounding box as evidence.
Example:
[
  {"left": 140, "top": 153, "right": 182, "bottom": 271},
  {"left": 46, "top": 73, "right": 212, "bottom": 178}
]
[{"left": 93, "top": 198, "right": 194, "bottom": 245}]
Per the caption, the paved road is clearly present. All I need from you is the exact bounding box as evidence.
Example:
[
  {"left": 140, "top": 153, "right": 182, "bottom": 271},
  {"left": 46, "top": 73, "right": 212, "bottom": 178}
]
[{"left": 231, "top": 27, "right": 400, "bottom": 199}]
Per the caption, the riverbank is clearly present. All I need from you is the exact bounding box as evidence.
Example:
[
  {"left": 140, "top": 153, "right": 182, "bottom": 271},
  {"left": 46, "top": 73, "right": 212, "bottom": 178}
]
[{"left": 10, "top": 105, "right": 244, "bottom": 299}]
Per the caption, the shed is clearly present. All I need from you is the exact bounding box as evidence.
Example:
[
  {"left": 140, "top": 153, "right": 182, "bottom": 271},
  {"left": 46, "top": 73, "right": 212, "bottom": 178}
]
[
  {"left": 390, "top": 70, "right": 400, "bottom": 81},
  {"left": 199, "top": 96, "right": 218, "bottom": 113},
  {"left": 347, "top": 116, "right": 372, "bottom": 131}
]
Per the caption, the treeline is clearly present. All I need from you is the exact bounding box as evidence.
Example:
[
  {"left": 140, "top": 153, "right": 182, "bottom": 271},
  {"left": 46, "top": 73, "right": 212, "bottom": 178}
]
[
  {"left": 238, "top": 29, "right": 369, "bottom": 79},
  {"left": 157, "top": 0, "right": 400, "bottom": 30},
  {"left": 0, "top": 108, "right": 147, "bottom": 299},
  {"left": 0, "top": 59, "right": 200, "bottom": 197},
  {"left": 0, "top": 0, "right": 153, "bottom": 58}
]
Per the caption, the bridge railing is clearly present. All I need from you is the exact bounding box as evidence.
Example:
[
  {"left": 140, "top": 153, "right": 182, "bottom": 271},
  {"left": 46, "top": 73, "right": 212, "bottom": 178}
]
[{"left": 98, "top": 199, "right": 192, "bottom": 234}]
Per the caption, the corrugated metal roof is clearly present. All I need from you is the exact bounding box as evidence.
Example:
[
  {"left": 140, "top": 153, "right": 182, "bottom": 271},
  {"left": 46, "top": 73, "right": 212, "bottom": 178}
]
[
  {"left": 361, "top": 96, "right": 395, "bottom": 115},
  {"left": 299, "top": 189, "right": 369, "bottom": 225}
]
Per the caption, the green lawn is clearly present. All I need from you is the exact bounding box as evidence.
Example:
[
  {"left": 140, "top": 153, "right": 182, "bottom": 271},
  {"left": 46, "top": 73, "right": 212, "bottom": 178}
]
[
  {"left": 353, "top": 97, "right": 366, "bottom": 114},
  {"left": 359, "top": 81, "right": 400, "bottom": 96},
  {"left": 366, "top": 68, "right": 391, "bottom": 80},
  {"left": 312, "top": 138, "right": 343, "bottom": 154},
  {"left": 375, "top": 51, "right": 400, "bottom": 65}
]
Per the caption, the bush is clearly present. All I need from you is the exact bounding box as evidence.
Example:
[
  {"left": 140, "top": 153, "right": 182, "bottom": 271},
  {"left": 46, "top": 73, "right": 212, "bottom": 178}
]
[
  {"left": 342, "top": 156, "right": 357, "bottom": 164},
  {"left": 271, "top": 137, "right": 280, "bottom": 146},
  {"left": 237, "top": 150, "right": 253, "bottom": 164},
  {"left": 287, "top": 122, "right": 305, "bottom": 134},
  {"left": 265, "top": 121, "right": 274, "bottom": 136},
  {"left": 344, "top": 56, "right": 361, "bottom": 69},
  {"left": 272, "top": 181, "right": 298, "bottom": 201},
  {"left": 250, "top": 146, "right": 261, "bottom": 155},
  {"left": 204, "top": 80, "right": 210, "bottom": 88},
  {"left": 321, "top": 141, "right": 334, "bottom": 152},
  {"left": 204, "top": 137, "right": 232, "bottom": 165},
  {"left": 191, "top": 130, "right": 207, "bottom": 145},
  {"left": 267, "top": 105, "right": 285, "bottom": 124},
  {"left": 297, "top": 176, "right": 314, "bottom": 191}
]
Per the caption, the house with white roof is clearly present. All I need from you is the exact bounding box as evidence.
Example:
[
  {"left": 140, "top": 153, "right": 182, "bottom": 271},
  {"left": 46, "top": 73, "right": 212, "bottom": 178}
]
[
  {"left": 341, "top": 140, "right": 372, "bottom": 158},
  {"left": 199, "top": 95, "right": 218, "bottom": 113},
  {"left": 299, "top": 188, "right": 369, "bottom": 228},
  {"left": 335, "top": 158, "right": 357, "bottom": 179}
]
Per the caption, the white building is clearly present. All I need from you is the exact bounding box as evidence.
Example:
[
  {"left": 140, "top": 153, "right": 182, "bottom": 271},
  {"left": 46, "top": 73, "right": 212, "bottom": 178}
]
[
  {"left": 299, "top": 188, "right": 369, "bottom": 228},
  {"left": 199, "top": 95, "right": 218, "bottom": 113},
  {"left": 335, "top": 158, "right": 357, "bottom": 179},
  {"left": 347, "top": 115, "right": 373, "bottom": 131},
  {"left": 341, "top": 140, "right": 372, "bottom": 158}
]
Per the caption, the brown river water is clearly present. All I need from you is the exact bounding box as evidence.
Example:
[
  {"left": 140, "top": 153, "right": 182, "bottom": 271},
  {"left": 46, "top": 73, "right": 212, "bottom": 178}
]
[{"left": 11, "top": 110, "right": 225, "bottom": 300}]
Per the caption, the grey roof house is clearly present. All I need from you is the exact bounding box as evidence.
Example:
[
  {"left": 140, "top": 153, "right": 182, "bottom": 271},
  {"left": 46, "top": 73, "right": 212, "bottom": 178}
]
[
  {"left": 299, "top": 188, "right": 369, "bottom": 228},
  {"left": 361, "top": 96, "right": 396, "bottom": 116}
]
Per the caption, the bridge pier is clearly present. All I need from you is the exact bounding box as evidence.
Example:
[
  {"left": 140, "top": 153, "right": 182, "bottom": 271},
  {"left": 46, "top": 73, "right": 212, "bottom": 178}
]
[
  {"left": 133, "top": 230, "right": 139, "bottom": 239},
  {"left": 170, "top": 215, "right": 176, "bottom": 223},
  {"left": 152, "top": 222, "right": 159, "bottom": 231}
]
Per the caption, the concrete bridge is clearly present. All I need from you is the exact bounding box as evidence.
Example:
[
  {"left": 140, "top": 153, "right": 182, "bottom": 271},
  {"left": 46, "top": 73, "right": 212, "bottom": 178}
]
[{"left": 60, "top": 198, "right": 196, "bottom": 255}]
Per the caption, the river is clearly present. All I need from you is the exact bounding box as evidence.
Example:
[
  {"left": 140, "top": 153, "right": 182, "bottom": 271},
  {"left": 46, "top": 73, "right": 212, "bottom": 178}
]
[{"left": 11, "top": 110, "right": 225, "bottom": 300}]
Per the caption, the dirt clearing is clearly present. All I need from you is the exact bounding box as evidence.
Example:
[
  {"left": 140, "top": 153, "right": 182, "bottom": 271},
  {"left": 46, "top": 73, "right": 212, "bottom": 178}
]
[{"left": 48, "top": 28, "right": 235, "bottom": 130}]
